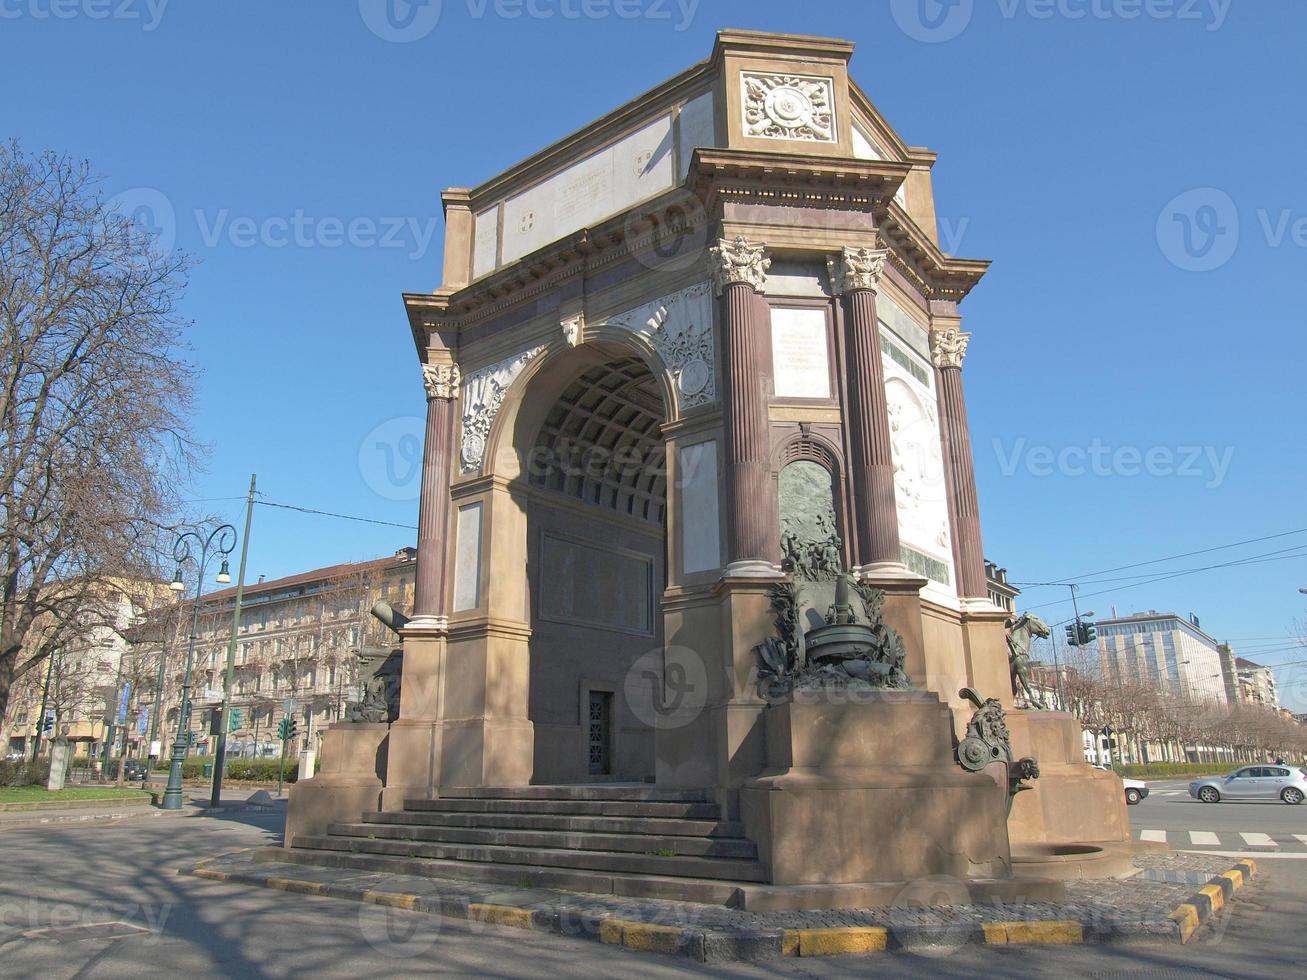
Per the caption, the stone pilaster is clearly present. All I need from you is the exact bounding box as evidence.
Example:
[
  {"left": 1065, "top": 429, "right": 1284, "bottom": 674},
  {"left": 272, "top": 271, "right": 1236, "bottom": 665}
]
[
  {"left": 930, "top": 324, "right": 987, "bottom": 599},
  {"left": 410, "top": 361, "right": 461, "bottom": 629},
  {"left": 828, "top": 246, "right": 902, "bottom": 572},
  {"left": 709, "top": 236, "right": 778, "bottom": 577}
]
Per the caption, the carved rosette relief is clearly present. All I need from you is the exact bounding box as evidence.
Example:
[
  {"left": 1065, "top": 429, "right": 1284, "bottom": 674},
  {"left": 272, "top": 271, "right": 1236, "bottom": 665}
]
[
  {"left": 930, "top": 327, "right": 971, "bottom": 370},
  {"left": 741, "top": 72, "right": 836, "bottom": 143},
  {"left": 459, "top": 346, "right": 546, "bottom": 472},
  {"left": 828, "top": 246, "right": 888, "bottom": 296},
  {"left": 607, "top": 282, "right": 717, "bottom": 411},
  {"left": 422, "top": 362, "right": 461, "bottom": 401},
  {"left": 708, "top": 236, "right": 770, "bottom": 295}
]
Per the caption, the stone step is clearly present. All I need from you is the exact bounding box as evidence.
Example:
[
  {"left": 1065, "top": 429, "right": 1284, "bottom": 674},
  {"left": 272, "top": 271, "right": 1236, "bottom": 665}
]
[
  {"left": 261, "top": 846, "right": 749, "bottom": 906},
  {"left": 362, "top": 809, "right": 745, "bottom": 839},
  {"left": 292, "top": 833, "right": 768, "bottom": 882},
  {"left": 328, "top": 822, "right": 758, "bottom": 859},
  {"left": 403, "top": 798, "right": 722, "bottom": 820},
  {"left": 437, "top": 785, "right": 710, "bottom": 803}
]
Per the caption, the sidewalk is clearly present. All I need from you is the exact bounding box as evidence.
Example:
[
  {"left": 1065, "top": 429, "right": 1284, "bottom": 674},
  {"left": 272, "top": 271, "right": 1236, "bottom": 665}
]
[{"left": 0, "top": 790, "right": 286, "bottom": 831}]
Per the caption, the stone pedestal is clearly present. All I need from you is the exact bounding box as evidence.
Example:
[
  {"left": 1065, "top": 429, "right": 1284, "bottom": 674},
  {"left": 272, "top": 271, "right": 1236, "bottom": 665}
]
[
  {"left": 741, "top": 693, "right": 1013, "bottom": 886},
  {"left": 284, "top": 723, "right": 388, "bottom": 846},
  {"left": 1007, "top": 710, "right": 1134, "bottom": 879},
  {"left": 47, "top": 739, "right": 70, "bottom": 792}
]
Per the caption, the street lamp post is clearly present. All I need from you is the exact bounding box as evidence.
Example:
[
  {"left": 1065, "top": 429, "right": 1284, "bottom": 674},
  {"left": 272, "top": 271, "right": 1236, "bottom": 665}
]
[
  {"left": 211, "top": 474, "right": 257, "bottom": 808},
  {"left": 160, "top": 524, "right": 236, "bottom": 811}
]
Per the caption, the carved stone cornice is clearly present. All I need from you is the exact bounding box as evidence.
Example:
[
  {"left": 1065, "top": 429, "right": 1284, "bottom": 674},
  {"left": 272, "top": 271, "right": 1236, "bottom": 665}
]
[
  {"left": 828, "top": 245, "right": 888, "bottom": 296},
  {"left": 421, "top": 362, "right": 461, "bottom": 400},
  {"left": 930, "top": 327, "right": 971, "bottom": 370},
  {"left": 708, "top": 236, "right": 770, "bottom": 295}
]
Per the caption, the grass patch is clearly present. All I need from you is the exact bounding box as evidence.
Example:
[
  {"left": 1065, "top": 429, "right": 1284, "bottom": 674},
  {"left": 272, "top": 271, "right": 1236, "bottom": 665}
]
[{"left": 0, "top": 786, "right": 153, "bottom": 804}]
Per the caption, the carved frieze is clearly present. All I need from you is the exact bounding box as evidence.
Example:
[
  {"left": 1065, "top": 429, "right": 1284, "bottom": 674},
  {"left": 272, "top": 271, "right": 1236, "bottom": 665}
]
[
  {"left": 422, "top": 362, "right": 461, "bottom": 401},
  {"left": 459, "top": 345, "right": 546, "bottom": 472},
  {"left": 929, "top": 327, "right": 971, "bottom": 370},
  {"left": 607, "top": 282, "right": 717, "bottom": 411},
  {"left": 741, "top": 72, "right": 836, "bottom": 143},
  {"left": 708, "top": 236, "right": 770, "bottom": 295},
  {"left": 828, "top": 246, "right": 887, "bottom": 295}
]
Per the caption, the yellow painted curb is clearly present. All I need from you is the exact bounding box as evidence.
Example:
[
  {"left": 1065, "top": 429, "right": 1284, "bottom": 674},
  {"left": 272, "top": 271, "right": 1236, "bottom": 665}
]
[
  {"left": 191, "top": 868, "right": 229, "bottom": 882},
  {"left": 781, "top": 931, "right": 800, "bottom": 957},
  {"left": 1170, "top": 903, "right": 1200, "bottom": 944},
  {"left": 789, "top": 927, "right": 889, "bottom": 956},
  {"left": 1243, "top": 858, "right": 1258, "bottom": 876},
  {"left": 468, "top": 904, "right": 533, "bottom": 929},
  {"left": 599, "top": 919, "right": 627, "bottom": 944},
  {"left": 984, "top": 921, "right": 1084, "bottom": 945},
  {"left": 620, "top": 923, "right": 684, "bottom": 955},
  {"left": 1219, "top": 870, "right": 1243, "bottom": 891},
  {"left": 364, "top": 890, "right": 420, "bottom": 911},
  {"left": 1198, "top": 883, "right": 1225, "bottom": 913},
  {"left": 267, "top": 877, "right": 325, "bottom": 895}
]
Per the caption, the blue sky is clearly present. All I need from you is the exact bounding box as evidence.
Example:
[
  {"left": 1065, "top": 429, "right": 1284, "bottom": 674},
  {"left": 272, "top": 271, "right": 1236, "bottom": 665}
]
[{"left": 4, "top": 1, "right": 1305, "bottom": 706}]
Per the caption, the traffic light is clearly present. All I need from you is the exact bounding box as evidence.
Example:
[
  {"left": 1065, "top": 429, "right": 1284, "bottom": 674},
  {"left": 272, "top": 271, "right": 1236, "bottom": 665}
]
[
  {"left": 1078, "top": 620, "right": 1097, "bottom": 645},
  {"left": 229, "top": 709, "right": 243, "bottom": 732},
  {"left": 41, "top": 710, "right": 55, "bottom": 735},
  {"left": 1065, "top": 624, "right": 1079, "bottom": 647},
  {"left": 278, "top": 716, "right": 298, "bottom": 742},
  {"left": 209, "top": 708, "right": 222, "bottom": 736}
]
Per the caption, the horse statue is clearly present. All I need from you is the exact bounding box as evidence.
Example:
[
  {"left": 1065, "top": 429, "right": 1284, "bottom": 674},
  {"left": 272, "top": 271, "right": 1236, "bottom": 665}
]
[{"left": 1006, "top": 611, "right": 1051, "bottom": 709}]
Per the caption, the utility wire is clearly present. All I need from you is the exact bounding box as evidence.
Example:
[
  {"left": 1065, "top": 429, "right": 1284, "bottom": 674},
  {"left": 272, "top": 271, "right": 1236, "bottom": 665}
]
[
  {"left": 1012, "top": 526, "right": 1307, "bottom": 589},
  {"left": 254, "top": 499, "right": 418, "bottom": 531}
]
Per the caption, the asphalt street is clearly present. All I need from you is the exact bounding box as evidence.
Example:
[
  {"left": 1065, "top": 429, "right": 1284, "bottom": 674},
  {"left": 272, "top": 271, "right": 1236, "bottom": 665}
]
[
  {"left": 0, "top": 797, "right": 1303, "bottom": 978},
  {"left": 1129, "top": 777, "right": 1307, "bottom": 857}
]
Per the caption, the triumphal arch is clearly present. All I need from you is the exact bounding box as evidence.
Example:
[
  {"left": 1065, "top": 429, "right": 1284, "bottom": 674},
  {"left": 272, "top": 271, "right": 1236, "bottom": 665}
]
[{"left": 282, "top": 30, "right": 1131, "bottom": 906}]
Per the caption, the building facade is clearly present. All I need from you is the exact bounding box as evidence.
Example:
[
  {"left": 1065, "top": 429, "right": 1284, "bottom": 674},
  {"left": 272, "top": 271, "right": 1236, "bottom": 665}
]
[
  {"left": 1096, "top": 611, "right": 1228, "bottom": 704},
  {"left": 985, "top": 560, "right": 1020, "bottom": 615},
  {"left": 1235, "top": 657, "right": 1279, "bottom": 709}
]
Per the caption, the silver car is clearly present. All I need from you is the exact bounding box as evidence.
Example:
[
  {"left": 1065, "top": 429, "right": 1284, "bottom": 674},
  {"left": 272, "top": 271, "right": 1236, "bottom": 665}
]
[{"left": 1190, "top": 765, "right": 1307, "bottom": 805}]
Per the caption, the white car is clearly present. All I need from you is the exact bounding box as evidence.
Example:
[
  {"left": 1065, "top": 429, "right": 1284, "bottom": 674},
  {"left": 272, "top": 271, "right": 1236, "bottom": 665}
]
[{"left": 1094, "top": 765, "right": 1148, "bottom": 804}]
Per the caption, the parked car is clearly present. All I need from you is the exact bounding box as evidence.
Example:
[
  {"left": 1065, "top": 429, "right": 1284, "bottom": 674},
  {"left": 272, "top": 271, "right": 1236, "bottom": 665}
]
[
  {"left": 122, "top": 758, "right": 149, "bottom": 781},
  {"left": 1189, "top": 765, "right": 1307, "bottom": 805}
]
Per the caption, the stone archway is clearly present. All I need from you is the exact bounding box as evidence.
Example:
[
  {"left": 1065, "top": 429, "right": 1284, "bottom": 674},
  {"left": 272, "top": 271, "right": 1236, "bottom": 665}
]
[{"left": 519, "top": 353, "right": 669, "bottom": 782}]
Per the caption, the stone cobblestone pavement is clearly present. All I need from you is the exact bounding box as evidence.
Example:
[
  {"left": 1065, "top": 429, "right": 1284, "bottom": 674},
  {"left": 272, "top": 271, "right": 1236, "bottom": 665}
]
[{"left": 180, "top": 847, "right": 1251, "bottom": 960}]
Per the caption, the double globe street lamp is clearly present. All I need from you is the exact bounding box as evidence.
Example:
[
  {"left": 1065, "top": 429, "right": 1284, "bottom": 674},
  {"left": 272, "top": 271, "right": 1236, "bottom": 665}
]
[{"left": 161, "top": 524, "right": 236, "bottom": 810}]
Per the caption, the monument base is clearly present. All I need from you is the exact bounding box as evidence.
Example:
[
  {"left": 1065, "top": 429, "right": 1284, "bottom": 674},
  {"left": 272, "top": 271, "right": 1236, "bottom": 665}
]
[
  {"left": 284, "top": 723, "right": 388, "bottom": 845},
  {"left": 741, "top": 693, "right": 1030, "bottom": 889},
  {"left": 1007, "top": 710, "right": 1135, "bottom": 879}
]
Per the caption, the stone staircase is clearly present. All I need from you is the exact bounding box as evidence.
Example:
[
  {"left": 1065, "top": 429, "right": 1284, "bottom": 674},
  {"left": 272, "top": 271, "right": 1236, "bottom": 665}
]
[{"left": 265, "top": 785, "right": 767, "bottom": 906}]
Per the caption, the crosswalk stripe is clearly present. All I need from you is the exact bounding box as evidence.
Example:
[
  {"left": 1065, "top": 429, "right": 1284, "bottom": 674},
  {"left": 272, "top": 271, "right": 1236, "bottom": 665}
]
[
  {"left": 1240, "top": 833, "right": 1277, "bottom": 847},
  {"left": 1189, "top": 831, "right": 1220, "bottom": 846},
  {"left": 1295, "top": 835, "right": 1307, "bottom": 846},
  {"left": 1139, "top": 830, "right": 1167, "bottom": 843}
]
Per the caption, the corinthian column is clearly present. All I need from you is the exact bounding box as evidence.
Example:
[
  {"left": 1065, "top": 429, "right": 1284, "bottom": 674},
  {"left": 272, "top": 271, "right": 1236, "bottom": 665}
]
[
  {"left": 410, "top": 360, "right": 461, "bottom": 629},
  {"left": 829, "top": 245, "right": 902, "bottom": 572},
  {"left": 931, "top": 326, "right": 987, "bottom": 599},
  {"left": 708, "top": 235, "right": 778, "bottom": 576}
]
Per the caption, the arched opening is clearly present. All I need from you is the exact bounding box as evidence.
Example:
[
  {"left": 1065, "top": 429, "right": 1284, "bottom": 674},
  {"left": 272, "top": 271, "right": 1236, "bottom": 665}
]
[{"left": 516, "top": 350, "right": 669, "bottom": 783}]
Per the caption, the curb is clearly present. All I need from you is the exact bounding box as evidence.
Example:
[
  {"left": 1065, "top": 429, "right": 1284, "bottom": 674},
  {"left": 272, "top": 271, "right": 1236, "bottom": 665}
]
[
  {"left": 0, "top": 796, "right": 153, "bottom": 812},
  {"left": 179, "top": 856, "right": 1262, "bottom": 962},
  {"left": 1168, "top": 859, "right": 1257, "bottom": 944}
]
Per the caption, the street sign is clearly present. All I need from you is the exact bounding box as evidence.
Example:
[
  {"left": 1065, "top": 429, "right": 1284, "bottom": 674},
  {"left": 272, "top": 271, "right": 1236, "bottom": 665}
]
[{"left": 202, "top": 688, "right": 224, "bottom": 702}]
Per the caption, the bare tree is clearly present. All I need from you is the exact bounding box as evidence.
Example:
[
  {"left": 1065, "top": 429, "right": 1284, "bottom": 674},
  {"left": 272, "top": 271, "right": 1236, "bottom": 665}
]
[{"left": 0, "top": 141, "right": 197, "bottom": 719}]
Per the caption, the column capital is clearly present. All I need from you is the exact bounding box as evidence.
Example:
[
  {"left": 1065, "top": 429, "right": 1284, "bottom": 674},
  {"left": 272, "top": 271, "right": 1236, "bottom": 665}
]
[
  {"left": 929, "top": 327, "right": 971, "bottom": 370},
  {"left": 708, "top": 236, "right": 770, "bottom": 295},
  {"left": 422, "top": 362, "right": 462, "bottom": 400},
  {"left": 827, "top": 246, "right": 887, "bottom": 296}
]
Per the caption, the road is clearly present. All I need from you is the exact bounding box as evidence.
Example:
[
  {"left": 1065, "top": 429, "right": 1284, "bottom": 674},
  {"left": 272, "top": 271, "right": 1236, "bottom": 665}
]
[
  {"left": 1129, "top": 777, "right": 1307, "bottom": 857},
  {"left": 0, "top": 798, "right": 1303, "bottom": 978}
]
